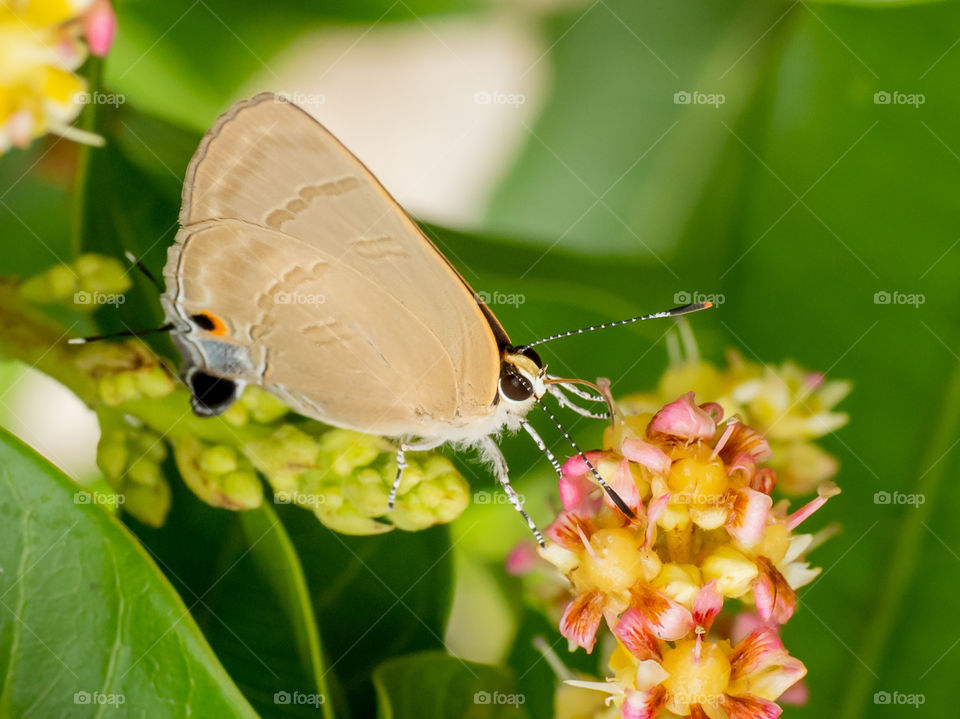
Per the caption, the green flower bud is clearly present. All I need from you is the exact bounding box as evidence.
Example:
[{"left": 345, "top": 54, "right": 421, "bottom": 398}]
[
  {"left": 19, "top": 263, "right": 77, "bottom": 303},
  {"left": 200, "top": 445, "right": 238, "bottom": 475},
  {"left": 318, "top": 429, "right": 386, "bottom": 476},
  {"left": 134, "top": 366, "right": 176, "bottom": 399},
  {"left": 96, "top": 438, "right": 128, "bottom": 480},
  {"left": 246, "top": 425, "right": 319, "bottom": 479},
  {"left": 221, "top": 401, "right": 249, "bottom": 426},
  {"left": 389, "top": 494, "right": 437, "bottom": 532},
  {"left": 240, "top": 385, "right": 288, "bottom": 423},
  {"left": 127, "top": 457, "right": 161, "bottom": 487},
  {"left": 221, "top": 471, "right": 262, "bottom": 509},
  {"left": 314, "top": 502, "right": 393, "bottom": 536},
  {"left": 122, "top": 478, "right": 171, "bottom": 528},
  {"left": 343, "top": 468, "right": 390, "bottom": 516},
  {"left": 174, "top": 435, "right": 259, "bottom": 510},
  {"left": 74, "top": 254, "right": 132, "bottom": 295}
]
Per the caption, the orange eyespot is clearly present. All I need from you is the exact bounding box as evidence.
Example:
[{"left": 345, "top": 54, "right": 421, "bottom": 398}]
[{"left": 190, "top": 312, "right": 229, "bottom": 337}]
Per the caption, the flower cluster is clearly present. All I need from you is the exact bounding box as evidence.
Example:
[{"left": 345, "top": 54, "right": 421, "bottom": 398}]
[
  {"left": 1, "top": 0, "right": 116, "bottom": 153},
  {"left": 621, "top": 330, "right": 849, "bottom": 495},
  {"left": 524, "top": 377, "right": 845, "bottom": 718}
]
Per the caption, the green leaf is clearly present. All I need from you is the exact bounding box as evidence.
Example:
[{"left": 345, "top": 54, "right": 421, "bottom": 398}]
[
  {"left": 373, "top": 650, "right": 529, "bottom": 719},
  {"left": 125, "top": 471, "right": 334, "bottom": 719},
  {"left": 281, "top": 507, "right": 455, "bottom": 719},
  {"left": 0, "top": 142, "right": 74, "bottom": 276},
  {"left": 485, "top": 0, "right": 788, "bottom": 258},
  {"left": 0, "top": 427, "right": 260, "bottom": 717},
  {"left": 236, "top": 503, "right": 332, "bottom": 719}
]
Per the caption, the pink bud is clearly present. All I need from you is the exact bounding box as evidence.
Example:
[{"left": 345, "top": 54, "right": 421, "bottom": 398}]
[
  {"left": 650, "top": 392, "right": 716, "bottom": 440},
  {"left": 86, "top": 1, "right": 117, "bottom": 57}
]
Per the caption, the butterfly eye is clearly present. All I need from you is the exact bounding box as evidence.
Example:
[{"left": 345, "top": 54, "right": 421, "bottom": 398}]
[
  {"left": 189, "top": 371, "right": 239, "bottom": 416},
  {"left": 499, "top": 364, "right": 534, "bottom": 402}
]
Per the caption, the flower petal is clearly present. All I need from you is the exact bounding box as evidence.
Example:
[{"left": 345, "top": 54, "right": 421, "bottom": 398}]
[
  {"left": 645, "top": 493, "right": 670, "bottom": 548},
  {"left": 506, "top": 540, "right": 539, "bottom": 575},
  {"left": 560, "top": 590, "right": 605, "bottom": 653},
  {"left": 650, "top": 392, "right": 716, "bottom": 440},
  {"left": 693, "top": 580, "right": 723, "bottom": 631},
  {"left": 561, "top": 451, "right": 607, "bottom": 478},
  {"left": 621, "top": 686, "right": 667, "bottom": 719},
  {"left": 718, "top": 693, "right": 783, "bottom": 719},
  {"left": 754, "top": 557, "right": 796, "bottom": 624},
  {"left": 559, "top": 472, "right": 598, "bottom": 512},
  {"left": 727, "top": 489, "right": 773, "bottom": 549},
  {"left": 720, "top": 423, "right": 773, "bottom": 465},
  {"left": 545, "top": 510, "right": 593, "bottom": 550},
  {"left": 729, "top": 627, "right": 787, "bottom": 678},
  {"left": 631, "top": 585, "right": 695, "bottom": 641},
  {"left": 604, "top": 458, "right": 643, "bottom": 514},
  {"left": 85, "top": 0, "right": 117, "bottom": 56},
  {"left": 622, "top": 438, "right": 672, "bottom": 475},
  {"left": 613, "top": 608, "right": 662, "bottom": 661}
]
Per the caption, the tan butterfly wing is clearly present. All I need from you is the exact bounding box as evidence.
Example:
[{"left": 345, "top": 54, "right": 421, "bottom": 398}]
[{"left": 162, "top": 93, "right": 507, "bottom": 438}]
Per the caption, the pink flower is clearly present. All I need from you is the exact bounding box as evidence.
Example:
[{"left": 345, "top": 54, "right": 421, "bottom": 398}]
[{"left": 650, "top": 392, "right": 718, "bottom": 441}]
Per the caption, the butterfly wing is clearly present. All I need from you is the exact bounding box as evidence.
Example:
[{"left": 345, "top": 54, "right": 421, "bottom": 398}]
[{"left": 162, "top": 93, "right": 506, "bottom": 437}]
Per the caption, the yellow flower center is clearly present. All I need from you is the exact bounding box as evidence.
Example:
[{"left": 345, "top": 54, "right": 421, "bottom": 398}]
[
  {"left": 662, "top": 640, "right": 731, "bottom": 714},
  {"left": 577, "top": 528, "right": 643, "bottom": 594},
  {"left": 668, "top": 454, "right": 728, "bottom": 506}
]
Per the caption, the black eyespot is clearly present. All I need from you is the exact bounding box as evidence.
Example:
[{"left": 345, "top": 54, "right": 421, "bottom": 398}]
[
  {"left": 189, "top": 371, "right": 238, "bottom": 417},
  {"left": 190, "top": 313, "right": 216, "bottom": 330},
  {"left": 499, "top": 363, "right": 534, "bottom": 402}
]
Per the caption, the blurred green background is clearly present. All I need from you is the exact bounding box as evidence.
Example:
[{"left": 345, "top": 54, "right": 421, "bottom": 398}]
[{"left": 2, "top": 0, "right": 960, "bottom": 717}]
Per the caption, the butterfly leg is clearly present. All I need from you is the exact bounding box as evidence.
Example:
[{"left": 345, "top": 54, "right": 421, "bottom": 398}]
[
  {"left": 477, "top": 435, "right": 545, "bottom": 547},
  {"left": 520, "top": 420, "right": 563, "bottom": 478},
  {"left": 388, "top": 437, "right": 445, "bottom": 510}
]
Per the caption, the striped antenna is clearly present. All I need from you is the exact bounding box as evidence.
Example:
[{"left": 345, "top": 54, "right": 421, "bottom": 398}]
[
  {"left": 68, "top": 323, "right": 174, "bottom": 345},
  {"left": 124, "top": 251, "right": 163, "bottom": 291},
  {"left": 536, "top": 399, "right": 635, "bottom": 519},
  {"left": 518, "top": 302, "right": 712, "bottom": 351}
]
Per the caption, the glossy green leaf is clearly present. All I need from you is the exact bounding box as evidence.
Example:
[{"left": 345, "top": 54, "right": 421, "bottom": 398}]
[
  {"left": 281, "top": 507, "right": 455, "bottom": 719},
  {"left": 0, "top": 427, "right": 260, "bottom": 718},
  {"left": 374, "top": 650, "right": 529, "bottom": 719}
]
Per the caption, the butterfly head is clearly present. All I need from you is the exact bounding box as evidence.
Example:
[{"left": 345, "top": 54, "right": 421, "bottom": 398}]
[{"left": 498, "top": 346, "right": 545, "bottom": 407}]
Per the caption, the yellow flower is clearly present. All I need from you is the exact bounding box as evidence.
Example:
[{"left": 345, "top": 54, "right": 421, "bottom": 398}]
[{"left": 0, "top": 0, "right": 116, "bottom": 153}]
